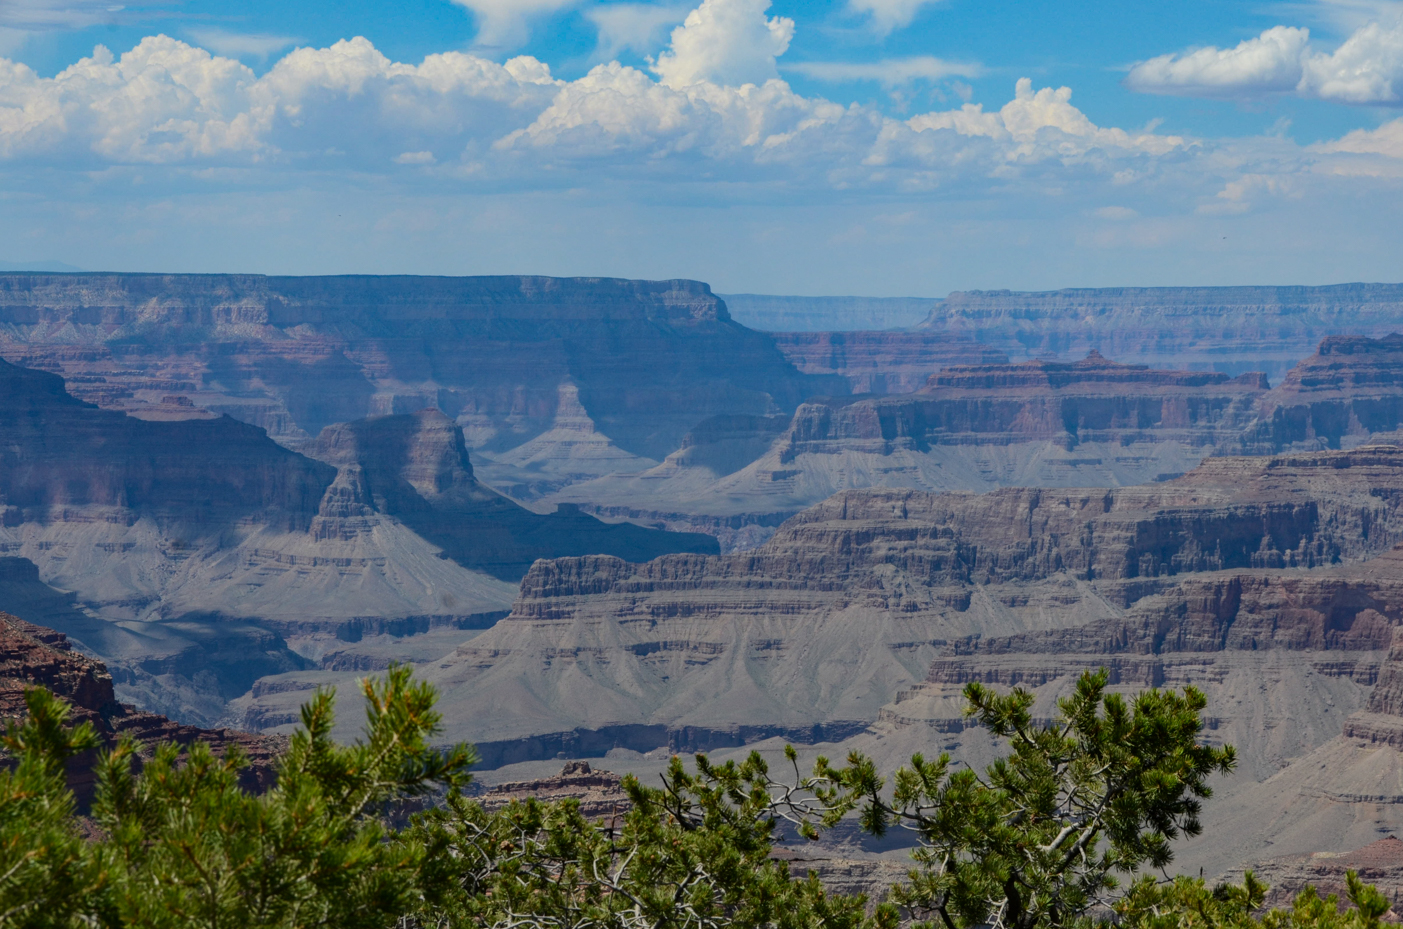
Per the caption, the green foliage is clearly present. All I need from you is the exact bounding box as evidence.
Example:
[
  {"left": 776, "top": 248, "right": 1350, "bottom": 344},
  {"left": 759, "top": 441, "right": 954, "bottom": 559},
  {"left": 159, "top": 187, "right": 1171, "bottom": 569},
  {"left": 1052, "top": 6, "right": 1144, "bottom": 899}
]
[
  {"left": 407, "top": 750, "right": 883, "bottom": 929},
  {"left": 1, "top": 661, "right": 1394, "bottom": 929},
  {"left": 0, "top": 688, "right": 104, "bottom": 927},
  {"left": 1117, "top": 869, "right": 1393, "bottom": 929},
  {"left": 91, "top": 664, "right": 476, "bottom": 928},
  {"left": 796, "top": 670, "right": 1238, "bottom": 929}
]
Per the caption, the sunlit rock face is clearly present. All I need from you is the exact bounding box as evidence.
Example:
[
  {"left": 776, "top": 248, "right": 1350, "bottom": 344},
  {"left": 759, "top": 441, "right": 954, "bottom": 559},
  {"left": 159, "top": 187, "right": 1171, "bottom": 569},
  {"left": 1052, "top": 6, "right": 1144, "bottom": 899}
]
[
  {"left": 0, "top": 273, "right": 846, "bottom": 463},
  {"left": 356, "top": 447, "right": 1403, "bottom": 760}
]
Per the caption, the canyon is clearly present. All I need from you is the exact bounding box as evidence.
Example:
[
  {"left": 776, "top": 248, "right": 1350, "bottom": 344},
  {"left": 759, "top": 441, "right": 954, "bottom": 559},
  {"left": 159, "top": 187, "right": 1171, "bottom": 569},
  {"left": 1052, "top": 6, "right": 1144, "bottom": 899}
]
[
  {"left": 0, "top": 353, "right": 713, "bottom": 726},
  {"left": 8, "top": 273, "right": 1403, "bottom": 895}
]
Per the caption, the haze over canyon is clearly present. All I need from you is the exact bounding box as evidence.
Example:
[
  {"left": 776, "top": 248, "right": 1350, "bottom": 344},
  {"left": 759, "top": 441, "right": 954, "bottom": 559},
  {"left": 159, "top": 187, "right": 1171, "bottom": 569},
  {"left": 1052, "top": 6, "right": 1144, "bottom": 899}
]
[{"left": 9, "top": 272, "right": 1403, "bottom": 893}]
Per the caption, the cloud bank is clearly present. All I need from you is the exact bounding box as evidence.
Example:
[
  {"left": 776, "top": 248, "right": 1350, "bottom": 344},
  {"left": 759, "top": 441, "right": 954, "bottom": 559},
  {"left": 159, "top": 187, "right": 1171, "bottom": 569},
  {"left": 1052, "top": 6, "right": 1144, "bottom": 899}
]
[
  {"left": 0, "top": 0, "right": 1188, "bottom": 191},
  {"left": 0, "top": 0, "right": 1401, "bottom": 294},
  {"left": 1127, "top": 17, "right": 1403, "bottom": 105}
]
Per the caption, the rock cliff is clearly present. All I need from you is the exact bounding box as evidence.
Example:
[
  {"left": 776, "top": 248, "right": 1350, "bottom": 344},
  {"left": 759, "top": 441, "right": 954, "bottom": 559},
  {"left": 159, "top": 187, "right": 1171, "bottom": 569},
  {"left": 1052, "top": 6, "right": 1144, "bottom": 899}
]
[
  {"left": 285, "top": 447, "right": 1403, "bottom": 760},
  {"left": 309, "top": 409, "right": 717, "bottom": 580},
  {"left": 921, "top": 283, "right": 1403, "bottom": 380},
  {"left": 1226, "top": 837, "right": 1403, "bottom": 914},
  {"left": 0, "top": 356, "right": 335, "bottom": 528},
  {"left": 1247, "top": 335, "right": 1403, "bottom": 452},
  {"left": 0, "top": 609, "right": 282, "bottom": 800},
  {"left": 0, "top": 273, "right": 845, "bottom": 466},
  {"left": 546, "top": 338, "right": 1403, "bottom": 550},
  {"left": 530, "top": 352, "right": 1273, "bottom": 545},
  {"left": 767, "top": 332, "right": 1006, "bottom": 394}
]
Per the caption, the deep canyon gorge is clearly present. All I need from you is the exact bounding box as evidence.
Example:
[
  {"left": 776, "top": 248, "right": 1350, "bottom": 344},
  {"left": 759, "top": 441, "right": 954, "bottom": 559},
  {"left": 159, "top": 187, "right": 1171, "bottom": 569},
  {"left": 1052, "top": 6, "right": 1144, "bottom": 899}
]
[{"left": 8, "top": 272, "right": 1403, "bottom": 891}]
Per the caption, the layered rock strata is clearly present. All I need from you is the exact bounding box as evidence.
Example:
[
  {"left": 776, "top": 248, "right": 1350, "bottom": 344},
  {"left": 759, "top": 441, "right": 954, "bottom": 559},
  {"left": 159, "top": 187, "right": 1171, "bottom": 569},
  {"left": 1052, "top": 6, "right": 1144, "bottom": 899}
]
[
  {"left": 1247, "top": 335, "right": 1403, "bottom": 453},
  {"left": 533, "top": 352, "right": 1274, "bottom": 543},
  {"left": 1227, "top": 837, "right": 1403, "bottom": 914},
  {"left": 476, "top": 761, "right": 630, "bottom": 819},
  {"left": 920, "top": 284, "right": 1403, "bottom": 379},
  {"left": 262, "top": 447, "right": 1403, "bottom": 760},
  {"left": 0, "top": 273, "right": 845, "bottom": 465},
  {"left": 0, "top": 351, "right": 723, "bottom": 726},
  {"left": 1165, "top": 625, "right": 1403, "bottom": 878},
  {"left": 310, "top": 409, "right": 717, "bottom": 580},
  {"left": 767, "top": 332, "right": 1007, "bottom": 394},
  {"left": 547, "top": 338, "right": 1403, "bottom": 547},
  {"left": 0, "top": 610, "right": 282, "bottom": 800}
]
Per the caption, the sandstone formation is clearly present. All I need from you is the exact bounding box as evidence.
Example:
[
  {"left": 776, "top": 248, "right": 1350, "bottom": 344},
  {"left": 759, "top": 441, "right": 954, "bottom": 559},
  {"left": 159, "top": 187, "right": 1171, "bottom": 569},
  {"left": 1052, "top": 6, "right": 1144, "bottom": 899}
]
[
  {"left": 1227, "top": 837, "right": 1403, "bottom": 914},
  {"left": 767, "top": 332, "right": 1006, "bottom": 394},
  {"left": 310, "top": 409, "right": 717, "bottom": 580},
  {"left": 0, "top": 610, "right": 282, "bottom": 800},
  {"left": 477, "top": 760, "right": 631, "bottom": 819},
  {"left": 1164, "top": 622, "right": 1403, "bottom": 879},
  {"left": 231, "top": 447, "right": 1403, "bottom": 762},
  {"left": 14, "top": 273, "right": 1403, "bottom": 559},
  {"left": 1246, "top": 335, "right": 1403, "bottom": 453},
  {"left": 0, "top": 273, "right": 846, "bottom": 463},
  {"left": 921, "top": 284, "right": 1403, "bottom": 380},
  {"left": 544, "top": 338, "right": 1403, "bottom": 551},
  {"left": 0, "top": 354, "right": 714, "bottom": 728}
]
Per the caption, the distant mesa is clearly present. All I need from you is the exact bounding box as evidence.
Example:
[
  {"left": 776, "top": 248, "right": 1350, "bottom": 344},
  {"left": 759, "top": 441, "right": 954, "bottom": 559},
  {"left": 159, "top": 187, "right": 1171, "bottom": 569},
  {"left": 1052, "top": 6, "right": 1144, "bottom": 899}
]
[{"left": 921, "top": 283, "right": 1403, "bottom": 380}]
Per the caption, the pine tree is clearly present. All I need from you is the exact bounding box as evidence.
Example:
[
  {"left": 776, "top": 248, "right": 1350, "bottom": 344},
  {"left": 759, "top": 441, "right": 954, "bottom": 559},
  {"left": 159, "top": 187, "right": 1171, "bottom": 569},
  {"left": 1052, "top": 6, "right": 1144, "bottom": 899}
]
[{"left": 795, "top": 669, "right": 1238, "bottom": 929}]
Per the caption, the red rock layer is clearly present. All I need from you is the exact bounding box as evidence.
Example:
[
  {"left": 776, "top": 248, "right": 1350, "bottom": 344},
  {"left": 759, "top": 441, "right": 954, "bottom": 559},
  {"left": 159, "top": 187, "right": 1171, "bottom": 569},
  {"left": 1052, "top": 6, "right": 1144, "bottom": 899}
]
[
  {"left": 1244, "top": 335, "right": 1403, "bottom": 452},
  {"left": 477, "top": 761, "right": 630, "bottom": 820},
  {"left": 0, "top": 611, "right": 282, "bottom": 800},
  {"left": 924, "top": 550, "right": 1403, "bottom": 690},
  {"left": 1240, "top": 836, "right": 1403, "bottom": 915}
]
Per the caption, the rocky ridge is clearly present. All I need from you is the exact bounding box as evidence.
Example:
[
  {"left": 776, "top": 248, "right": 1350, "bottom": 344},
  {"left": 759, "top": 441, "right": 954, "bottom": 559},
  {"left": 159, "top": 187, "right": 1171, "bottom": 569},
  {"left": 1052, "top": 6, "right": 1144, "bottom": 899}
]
[
  {"left": 226, "top": 447, "right": 1403, "bottom": 760},
  {"left": 0, "top": 609, "right": 282, "bottom": 800},
  {"left": 310, "top": 409, "right": 717, "bottom": 581},
  {"left": 0, "top": 355, "right": 713, "bottom": 727},
  {"left": 921, "top": 284, "right": 1403, "bottom": 379},
  {"left": 0, "top": 273, "right": 846, "bottom": 464},
  {"left": 767, "top": 332, "right": 1007, "bottom": 394},
  {"left": 542, "top": 338, "right": 1403, "bottom": 550},
  {"left": 1226, "top": 836, "right": 1403, "bottom": 915}
]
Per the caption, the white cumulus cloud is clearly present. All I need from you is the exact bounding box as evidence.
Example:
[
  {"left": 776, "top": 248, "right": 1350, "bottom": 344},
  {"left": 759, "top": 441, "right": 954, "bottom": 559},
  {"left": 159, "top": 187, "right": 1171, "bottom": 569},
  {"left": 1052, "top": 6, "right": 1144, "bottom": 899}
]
[
  {"left": 651, "top": 0, "right": 793, "bottom": 89},
  {"left": 1315, "top": 116, "right": 1403, "bottom": 155},
  {"left": 184, "top": 28, "right": 298, "bottom": 61},
  {"left": 1127, "top": 17, "right": 1403, "bottom": 106},
  {"left": 906, "top": 78, "right": 1183, "bottom": 157},
  {"left": 1301, "top": 19, "right": 1403, "bottom": 103},
  {"left": 1125, "top": 26, "right": 1310, "bottom": 97},
  {"left": 586, "top": 3, "right": 690, "bottom": 59}
]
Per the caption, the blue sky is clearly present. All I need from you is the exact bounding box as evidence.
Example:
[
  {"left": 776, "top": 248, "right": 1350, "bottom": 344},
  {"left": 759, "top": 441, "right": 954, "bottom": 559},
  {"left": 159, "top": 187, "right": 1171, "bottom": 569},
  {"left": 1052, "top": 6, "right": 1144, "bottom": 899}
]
[{"left": 1, "top": 0, "right": 1402, "bottom": 295}]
